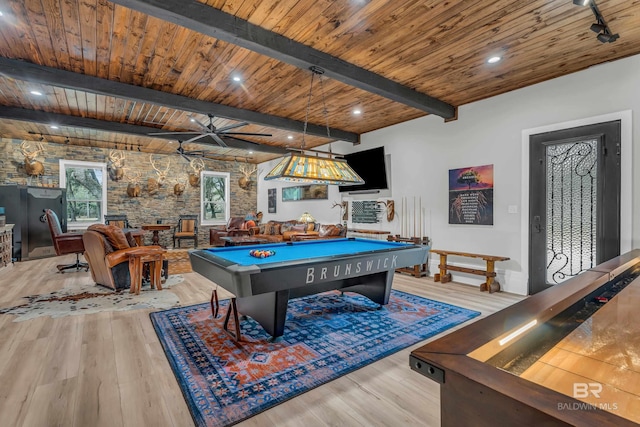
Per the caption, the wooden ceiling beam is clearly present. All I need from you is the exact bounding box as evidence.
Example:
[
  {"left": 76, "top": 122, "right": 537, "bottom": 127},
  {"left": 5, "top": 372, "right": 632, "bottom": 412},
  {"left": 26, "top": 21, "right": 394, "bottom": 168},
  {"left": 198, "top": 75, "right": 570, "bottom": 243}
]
[
  {"left": 0, "top": 57, "right": 358, "bottom": 144},
  {"left": 110, "top": 0, "right": 456, "bottom": 120},
  {"left": 0, "top": 106, "right": 290, "bottom": 155}
]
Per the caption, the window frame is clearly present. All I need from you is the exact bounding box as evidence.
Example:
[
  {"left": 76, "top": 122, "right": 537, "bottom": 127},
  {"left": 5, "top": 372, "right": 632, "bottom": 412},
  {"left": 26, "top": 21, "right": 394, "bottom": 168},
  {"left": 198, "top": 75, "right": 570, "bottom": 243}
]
[
  {"left": 59, "top": 159, "right": 108, "bottom": 228},
  {"left": 200, "top": 171, "right": 230, "bottom": 226}
]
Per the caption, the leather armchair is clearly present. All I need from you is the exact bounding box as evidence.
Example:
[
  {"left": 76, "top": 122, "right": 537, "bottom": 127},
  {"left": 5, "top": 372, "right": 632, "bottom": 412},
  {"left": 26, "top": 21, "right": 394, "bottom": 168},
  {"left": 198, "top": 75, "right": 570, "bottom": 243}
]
[
  {"left": 209, "top": 216, "right": 249, "bottom": 246},
  {"left": 83, "top": 226, "right": 162, "bottom": 291},
  {"left": 44, "top": 209, "right": 89, "bottom": 273}
]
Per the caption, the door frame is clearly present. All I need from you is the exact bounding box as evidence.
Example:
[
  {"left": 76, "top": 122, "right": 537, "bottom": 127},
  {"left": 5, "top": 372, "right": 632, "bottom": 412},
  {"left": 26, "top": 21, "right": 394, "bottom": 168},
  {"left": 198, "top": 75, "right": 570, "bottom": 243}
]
[{"left": 520, "top": 110, "right": 632, "bottom": 293}]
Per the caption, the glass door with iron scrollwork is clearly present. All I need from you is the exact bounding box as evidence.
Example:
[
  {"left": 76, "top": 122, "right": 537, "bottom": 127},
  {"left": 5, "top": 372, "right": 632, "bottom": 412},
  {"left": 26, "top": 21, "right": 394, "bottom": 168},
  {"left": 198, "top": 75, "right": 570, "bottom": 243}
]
[{"left": 529, "top": 121, "right": 620, "bottom": 295}]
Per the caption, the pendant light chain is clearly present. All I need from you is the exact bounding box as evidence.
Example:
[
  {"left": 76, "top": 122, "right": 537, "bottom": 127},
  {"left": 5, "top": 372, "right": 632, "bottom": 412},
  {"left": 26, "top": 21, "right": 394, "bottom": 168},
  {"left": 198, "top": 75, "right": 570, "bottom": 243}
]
[
  {"left": 301, "top": 70, "right": 318, "bottom": 151},
  {"left": 318, "top": 74, "right": 331, "bottom": 140}
]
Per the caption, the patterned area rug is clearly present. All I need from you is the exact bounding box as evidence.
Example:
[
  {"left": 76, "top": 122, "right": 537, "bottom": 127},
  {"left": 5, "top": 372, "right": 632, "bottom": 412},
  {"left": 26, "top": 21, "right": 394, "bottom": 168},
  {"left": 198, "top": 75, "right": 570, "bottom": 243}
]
[
  {"left": 0, "top": 275, "right": 184, "bottom": 321},
  {"left": 150, "top": 290, "right": 480, "bottom": 427}
]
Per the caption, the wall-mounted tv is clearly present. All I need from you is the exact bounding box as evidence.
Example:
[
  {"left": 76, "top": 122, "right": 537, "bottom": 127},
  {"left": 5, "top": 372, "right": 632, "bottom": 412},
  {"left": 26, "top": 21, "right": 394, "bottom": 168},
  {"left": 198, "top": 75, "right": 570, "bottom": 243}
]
[{"left": 339, "top": 146, "right": 389, "bottom": 193}]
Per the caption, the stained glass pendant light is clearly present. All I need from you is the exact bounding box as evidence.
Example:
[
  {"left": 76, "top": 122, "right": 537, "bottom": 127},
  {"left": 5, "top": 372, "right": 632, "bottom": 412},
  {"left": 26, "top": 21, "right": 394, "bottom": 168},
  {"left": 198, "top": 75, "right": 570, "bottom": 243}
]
[{"left": 264, "top": 66, "right": 364, "bottom": 185}]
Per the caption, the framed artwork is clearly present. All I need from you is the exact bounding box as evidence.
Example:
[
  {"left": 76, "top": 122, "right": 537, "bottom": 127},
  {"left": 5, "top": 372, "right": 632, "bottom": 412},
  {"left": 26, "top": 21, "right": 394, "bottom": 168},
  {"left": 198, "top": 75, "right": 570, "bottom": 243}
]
[
  {"left": 448, "top": 164, "right": 494, "bottom": 225},
  {"left": 282, "top": 184, "right": 328, "bottom": 201},
  {"left": 268, "top": 188, "right": 277, "bottom": 213}
]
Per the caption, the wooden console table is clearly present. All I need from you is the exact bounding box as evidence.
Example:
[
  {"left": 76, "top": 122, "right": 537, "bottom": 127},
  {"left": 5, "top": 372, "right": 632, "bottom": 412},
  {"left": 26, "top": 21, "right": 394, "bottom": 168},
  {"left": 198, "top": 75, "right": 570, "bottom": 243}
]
[
  {"left": 430, "top": 249, "right": 510, "bottom": 293},
  {"left": 387, "top": 235, "right": 430, "bottom": 277}
]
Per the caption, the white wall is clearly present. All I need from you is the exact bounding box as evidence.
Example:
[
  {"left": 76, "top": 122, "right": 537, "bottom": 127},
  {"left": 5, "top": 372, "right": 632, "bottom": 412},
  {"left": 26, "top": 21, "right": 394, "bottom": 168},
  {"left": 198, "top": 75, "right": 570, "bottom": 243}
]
[{"left": 257, "top": 54, "right": 639, "bottom": 295}]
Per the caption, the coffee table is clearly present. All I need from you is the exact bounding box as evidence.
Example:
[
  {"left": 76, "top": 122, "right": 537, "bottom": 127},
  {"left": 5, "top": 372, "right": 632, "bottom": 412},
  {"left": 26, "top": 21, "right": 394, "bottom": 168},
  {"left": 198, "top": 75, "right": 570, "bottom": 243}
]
[{"left": 220, "top": 236, "right": 269, "bottom": 246}]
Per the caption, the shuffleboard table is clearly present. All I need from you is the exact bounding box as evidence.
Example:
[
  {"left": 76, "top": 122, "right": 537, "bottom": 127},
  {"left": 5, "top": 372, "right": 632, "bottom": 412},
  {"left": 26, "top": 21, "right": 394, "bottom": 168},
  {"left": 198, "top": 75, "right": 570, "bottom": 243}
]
[{"left": 189, "top": 238, "right": 429, "bottom": 341}]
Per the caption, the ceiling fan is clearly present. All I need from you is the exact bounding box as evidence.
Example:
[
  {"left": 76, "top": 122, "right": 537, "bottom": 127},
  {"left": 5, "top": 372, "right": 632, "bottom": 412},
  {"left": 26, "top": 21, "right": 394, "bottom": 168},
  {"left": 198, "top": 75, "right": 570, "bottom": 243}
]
[
  {"left": 149, "top": 114, "right": 272, "bottom": 148},
  {"left": 174, "top": 140, "right": 206, "bottom": 161}
]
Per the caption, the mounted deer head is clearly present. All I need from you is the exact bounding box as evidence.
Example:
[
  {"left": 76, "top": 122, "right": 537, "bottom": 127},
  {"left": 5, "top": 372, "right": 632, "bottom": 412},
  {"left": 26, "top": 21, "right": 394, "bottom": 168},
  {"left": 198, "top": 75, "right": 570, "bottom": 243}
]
[
  {"left": 20, "top": 141, "right": 45, "bottom": 176},
  {"left": 188, "top": 157, "right": 205, "bottom": 187},
  {"left": 238, "top": 162, "right": 257, "bottom": 190},
  {"left": 148, "top": 154, "right": 171, "bottom": 195},
  {"left": 124, "top": 168, "right": 142, "bottom": 197},
  {"left": 172, "top": 172, "right": 189, "bottom": 196},
  {"left": 107, "top": 150, "right": 125, "bottom": 181}
]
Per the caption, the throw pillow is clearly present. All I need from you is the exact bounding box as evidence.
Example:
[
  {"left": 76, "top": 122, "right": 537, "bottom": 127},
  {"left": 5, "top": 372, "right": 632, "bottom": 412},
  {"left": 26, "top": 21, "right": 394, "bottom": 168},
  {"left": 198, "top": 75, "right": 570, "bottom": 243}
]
[
  {"left": 88, "top": 224, "right": 131, "bottom": 250},
  {"left": 264, "top": 223, "right": 281, "bottom": 236},
  {"left": 291, "top": 224, "right": 306, "bottom": 233}
]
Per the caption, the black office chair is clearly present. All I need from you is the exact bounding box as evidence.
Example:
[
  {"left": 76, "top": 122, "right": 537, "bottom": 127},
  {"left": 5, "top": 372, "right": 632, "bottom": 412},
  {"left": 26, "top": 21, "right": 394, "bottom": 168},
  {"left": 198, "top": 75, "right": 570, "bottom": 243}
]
[{"left": 44, "top": 209, "right": 89, "bottom": 273}]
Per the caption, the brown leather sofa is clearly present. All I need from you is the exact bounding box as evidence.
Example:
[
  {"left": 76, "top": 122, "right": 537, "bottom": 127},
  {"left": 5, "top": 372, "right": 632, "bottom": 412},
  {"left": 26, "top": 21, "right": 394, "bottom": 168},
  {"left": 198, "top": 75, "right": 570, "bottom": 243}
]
[
  {"left": 83, "top": 224, "right": 162, "bottom": 291},
  {"left": 249, "top": 221, "right": 345, "bottom": 243}
]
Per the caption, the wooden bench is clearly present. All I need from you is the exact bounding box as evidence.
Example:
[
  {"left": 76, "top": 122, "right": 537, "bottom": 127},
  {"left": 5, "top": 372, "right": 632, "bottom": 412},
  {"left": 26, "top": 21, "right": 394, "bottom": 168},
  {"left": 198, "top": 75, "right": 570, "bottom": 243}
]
[{"left": 430, "top": 249, "right": 509, "bottom": 293}]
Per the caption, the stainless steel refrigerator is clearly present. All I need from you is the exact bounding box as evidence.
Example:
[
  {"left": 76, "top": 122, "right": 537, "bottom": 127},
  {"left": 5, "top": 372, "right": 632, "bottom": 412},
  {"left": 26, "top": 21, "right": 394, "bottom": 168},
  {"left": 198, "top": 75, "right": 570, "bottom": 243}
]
[{"left": 0, "top": 185, "right": 67, "bottom": 261}]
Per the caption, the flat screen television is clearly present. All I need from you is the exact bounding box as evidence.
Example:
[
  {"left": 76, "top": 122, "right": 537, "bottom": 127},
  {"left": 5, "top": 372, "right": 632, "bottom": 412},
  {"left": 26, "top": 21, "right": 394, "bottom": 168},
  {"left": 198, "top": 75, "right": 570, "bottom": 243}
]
[{"left": 339, "top": 146, "right": 388, "bottom": 193}]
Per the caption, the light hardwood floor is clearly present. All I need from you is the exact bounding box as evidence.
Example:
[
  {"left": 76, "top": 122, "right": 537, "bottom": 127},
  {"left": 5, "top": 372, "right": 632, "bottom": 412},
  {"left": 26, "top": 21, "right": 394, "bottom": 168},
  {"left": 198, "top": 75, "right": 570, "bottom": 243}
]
[{"left": 0, "top": 254, "right": 524, "bottom": 427}]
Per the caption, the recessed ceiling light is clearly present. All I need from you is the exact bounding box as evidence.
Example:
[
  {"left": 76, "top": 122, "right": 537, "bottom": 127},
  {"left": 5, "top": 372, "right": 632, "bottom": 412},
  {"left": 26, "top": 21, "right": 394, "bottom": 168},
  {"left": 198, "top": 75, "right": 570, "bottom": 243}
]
[
  {"left": 30, "top": 90, "right": 42, "bottom": 96},
  {"left": 190, "top": 118, "right": 195, "bottom": 122},
  {"left": 287, "top": 135, "right": 293, "bottom": 140},
  {"left": 487, "top": 56, "right": 502, "bottom": 64},
  {"left": 248, "top": 151, "right": 254, "bottom": 154},
  {"left": 0, "top": 11, "right": 4, "bottom": 16},
  {"left": 50, "top": 125, "right": 58, "bottom": 129},
  {"left": 232, "top": 76, "right": 242, "bottom": 82},
  {"left": 353, "top": 109, "right": 362, "bottom": 115}
]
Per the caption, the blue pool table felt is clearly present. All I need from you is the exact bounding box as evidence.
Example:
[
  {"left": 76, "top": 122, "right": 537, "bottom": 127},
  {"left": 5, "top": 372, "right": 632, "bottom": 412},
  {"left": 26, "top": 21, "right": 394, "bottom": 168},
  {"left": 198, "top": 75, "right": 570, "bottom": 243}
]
[{"left": 203, "top": 238, "right": 413, "bottom": 266}]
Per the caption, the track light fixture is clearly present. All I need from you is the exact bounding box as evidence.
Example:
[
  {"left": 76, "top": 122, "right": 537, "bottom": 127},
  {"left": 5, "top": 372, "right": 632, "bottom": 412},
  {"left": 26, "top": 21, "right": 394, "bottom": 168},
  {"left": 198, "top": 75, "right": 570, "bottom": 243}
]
[{"left": 573, "top": 0, "right": 619, "bottom": 43}]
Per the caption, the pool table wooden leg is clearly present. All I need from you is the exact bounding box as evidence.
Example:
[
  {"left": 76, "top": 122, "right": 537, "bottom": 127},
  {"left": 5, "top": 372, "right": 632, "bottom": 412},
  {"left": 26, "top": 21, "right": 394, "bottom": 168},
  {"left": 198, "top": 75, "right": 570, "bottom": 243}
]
[
  {"left": 210, "top": 288, "right": 219, "bottom": 318},
  {"left": 223, "top": 298, "right": 242, "bottom": 341}
]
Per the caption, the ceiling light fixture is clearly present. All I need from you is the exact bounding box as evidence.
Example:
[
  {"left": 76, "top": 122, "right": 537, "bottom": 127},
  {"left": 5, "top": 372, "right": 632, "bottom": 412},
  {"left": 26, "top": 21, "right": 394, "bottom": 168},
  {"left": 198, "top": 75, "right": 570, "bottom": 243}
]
[
  {"left": 487, "top": 56, "right": 502, "bottom": 64},
  {"left": 573, "top": 0, "right": 619, "bottom": 43},
  {"left": 353, "top": 109, "right": 362, "bottom": 115},
  {"left": 50, "top": 125, "right": 58, "bottom": 129},
  {"left": 264, "top": 66, "right": 364, "bottom": 185},
  {"left": 30, "top": 90, "right": 42, "bottom": 96},
  {"left": 232, "top": 75, "right": 242, "bottom": 82}
]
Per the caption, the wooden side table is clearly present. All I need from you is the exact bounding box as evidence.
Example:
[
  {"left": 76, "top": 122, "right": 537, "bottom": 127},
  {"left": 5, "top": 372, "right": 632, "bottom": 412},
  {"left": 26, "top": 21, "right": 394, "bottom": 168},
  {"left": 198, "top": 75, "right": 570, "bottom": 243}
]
[
  {"left": 128, "top": 248, "right": 166, "bottom": 295},
  {"left": 141, "top": 224, "right": 172, "bottom": 247}
]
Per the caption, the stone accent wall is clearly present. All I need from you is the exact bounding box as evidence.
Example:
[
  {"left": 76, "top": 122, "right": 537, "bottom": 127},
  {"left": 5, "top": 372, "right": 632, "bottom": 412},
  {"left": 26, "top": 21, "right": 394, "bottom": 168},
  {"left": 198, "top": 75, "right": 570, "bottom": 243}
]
[{"left": 1, "top": 138, "right": 257, "bottom": 247}]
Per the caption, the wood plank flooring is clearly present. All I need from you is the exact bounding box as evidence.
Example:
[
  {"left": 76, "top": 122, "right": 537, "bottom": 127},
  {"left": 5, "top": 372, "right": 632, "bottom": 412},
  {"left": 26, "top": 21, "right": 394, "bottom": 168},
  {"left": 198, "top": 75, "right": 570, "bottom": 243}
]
[{"left": 0, "top": 255, "right": 524, "bottom": 427}]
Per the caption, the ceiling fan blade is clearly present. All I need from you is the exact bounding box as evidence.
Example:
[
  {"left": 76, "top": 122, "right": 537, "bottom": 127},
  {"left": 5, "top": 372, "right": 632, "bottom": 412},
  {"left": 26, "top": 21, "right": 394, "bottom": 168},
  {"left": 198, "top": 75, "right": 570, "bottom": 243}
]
[
  {"left": 210, "top": 133, "right": 228, "bottom": 148},
  {"left": 216, "top": 122, "right": 249, "bottom": 133},
  {"left": 221, "top": 131, "right": 273, "bottom": 137},
  {"left": 186, "top": 150, "right": 206, "bottom": 156},
  {"left": 148, "top": 131, "right": 203, "bottom": 136},
  {"left": 180, "top": 153, "right": 192, "bottom": 162},
  {"left": 221, "top": 135, "right": 288, "bottom": 155},
  {"left": 183, "top": 134, "right": 210, "bottom": 144}
]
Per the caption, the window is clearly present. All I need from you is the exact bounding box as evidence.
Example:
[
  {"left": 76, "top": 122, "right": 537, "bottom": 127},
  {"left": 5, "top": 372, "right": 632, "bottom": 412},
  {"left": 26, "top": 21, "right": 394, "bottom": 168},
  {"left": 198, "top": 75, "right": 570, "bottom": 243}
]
[
  {"left": 201, "top": 171, "right": 230, "bottom": 225},
  {"left": 59, "top": 160, "right": 107, "bottom": 228}
]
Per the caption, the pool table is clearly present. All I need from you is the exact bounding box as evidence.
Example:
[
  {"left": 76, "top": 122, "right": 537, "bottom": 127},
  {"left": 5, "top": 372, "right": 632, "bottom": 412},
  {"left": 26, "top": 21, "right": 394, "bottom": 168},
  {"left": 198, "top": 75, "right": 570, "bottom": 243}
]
[{"left": 189, "top": 238, "right": 429, "bottom": 341}]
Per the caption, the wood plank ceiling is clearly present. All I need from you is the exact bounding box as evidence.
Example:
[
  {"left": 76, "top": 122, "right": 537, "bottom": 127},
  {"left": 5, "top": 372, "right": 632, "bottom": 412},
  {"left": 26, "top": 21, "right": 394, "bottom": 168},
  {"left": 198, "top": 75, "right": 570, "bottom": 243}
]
[{"left": 0, "top": 0, "right": 639, "bottom": 163}]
